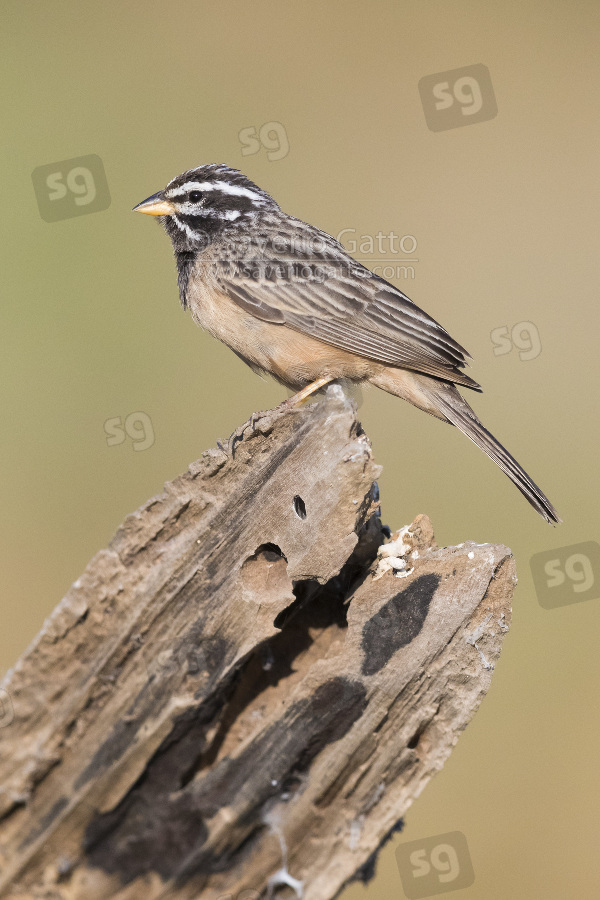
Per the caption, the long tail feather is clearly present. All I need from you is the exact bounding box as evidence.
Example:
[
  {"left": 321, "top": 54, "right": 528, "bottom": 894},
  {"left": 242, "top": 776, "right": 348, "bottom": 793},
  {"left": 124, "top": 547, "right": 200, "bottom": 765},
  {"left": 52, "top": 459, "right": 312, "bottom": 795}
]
[{"left": 428, "top": 383, "right": 561, "bottom": 524}]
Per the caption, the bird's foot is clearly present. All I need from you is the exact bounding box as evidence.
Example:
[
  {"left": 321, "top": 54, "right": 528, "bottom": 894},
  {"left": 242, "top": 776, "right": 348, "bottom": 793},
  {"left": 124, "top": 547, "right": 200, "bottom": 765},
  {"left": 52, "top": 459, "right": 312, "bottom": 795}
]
[{"left": 219, "top": 409, "right": 270, "bottom": 458}]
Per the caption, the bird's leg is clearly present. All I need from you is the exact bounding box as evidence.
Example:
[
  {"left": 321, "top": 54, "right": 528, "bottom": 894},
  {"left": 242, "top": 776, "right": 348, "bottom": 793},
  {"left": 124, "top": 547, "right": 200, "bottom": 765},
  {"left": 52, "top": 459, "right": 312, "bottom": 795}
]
[{"left": 283, "top": 376, "right": 336, "bottom": 408}]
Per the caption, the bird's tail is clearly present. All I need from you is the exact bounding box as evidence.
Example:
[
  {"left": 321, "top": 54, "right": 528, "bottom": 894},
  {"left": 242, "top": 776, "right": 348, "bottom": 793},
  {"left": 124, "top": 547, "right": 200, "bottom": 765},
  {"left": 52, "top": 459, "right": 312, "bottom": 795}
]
[{"left": 370, "top": 368, "right": 561, "bottom": 524}]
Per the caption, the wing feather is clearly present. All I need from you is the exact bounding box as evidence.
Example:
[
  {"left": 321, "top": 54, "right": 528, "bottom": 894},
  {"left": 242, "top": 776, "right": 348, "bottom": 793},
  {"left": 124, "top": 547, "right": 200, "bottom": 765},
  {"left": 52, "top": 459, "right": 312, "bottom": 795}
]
[{"left": 215, "top": 225, "right": 481, "bottom": 390}]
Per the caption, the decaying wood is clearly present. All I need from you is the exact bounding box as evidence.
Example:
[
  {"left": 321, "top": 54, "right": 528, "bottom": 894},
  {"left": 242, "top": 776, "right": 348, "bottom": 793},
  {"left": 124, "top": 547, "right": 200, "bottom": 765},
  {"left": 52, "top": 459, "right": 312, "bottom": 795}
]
[{"left": 0, "top": 386, "right": 515, "bottom": 900}]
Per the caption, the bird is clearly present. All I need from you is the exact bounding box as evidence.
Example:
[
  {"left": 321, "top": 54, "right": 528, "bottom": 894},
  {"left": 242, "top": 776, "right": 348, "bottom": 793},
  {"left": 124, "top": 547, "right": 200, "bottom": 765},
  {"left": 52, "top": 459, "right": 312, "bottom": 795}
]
[{"left": 133, "top": 164, "right": 560, "bottom": 524}]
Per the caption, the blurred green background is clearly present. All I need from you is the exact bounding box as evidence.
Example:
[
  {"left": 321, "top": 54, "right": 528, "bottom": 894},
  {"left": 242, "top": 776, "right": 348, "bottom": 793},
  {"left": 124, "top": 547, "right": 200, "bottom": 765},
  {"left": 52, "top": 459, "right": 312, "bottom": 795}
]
[{"left": 1, "top": 1, "right": 598, "bottom": 897}]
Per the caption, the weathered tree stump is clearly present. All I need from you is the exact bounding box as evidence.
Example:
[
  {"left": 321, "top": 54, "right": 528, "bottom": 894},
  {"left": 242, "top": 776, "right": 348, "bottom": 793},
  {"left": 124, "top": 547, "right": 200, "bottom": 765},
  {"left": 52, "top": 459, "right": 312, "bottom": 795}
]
[{"left": 0, "top": 387, "right": 515, "bottom": 900}]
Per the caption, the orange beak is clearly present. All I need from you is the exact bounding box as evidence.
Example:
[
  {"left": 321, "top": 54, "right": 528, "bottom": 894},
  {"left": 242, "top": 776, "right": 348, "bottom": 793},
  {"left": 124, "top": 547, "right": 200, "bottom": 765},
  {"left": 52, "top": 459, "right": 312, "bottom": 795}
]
[{"left": 132, "top": 192, "right": 175, "bottom": 216}]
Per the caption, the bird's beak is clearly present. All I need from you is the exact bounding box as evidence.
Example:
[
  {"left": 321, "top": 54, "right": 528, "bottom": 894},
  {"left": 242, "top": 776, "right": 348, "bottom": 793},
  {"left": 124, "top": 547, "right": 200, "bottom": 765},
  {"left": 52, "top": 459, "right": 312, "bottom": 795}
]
[{"left": 132, "top": 192, "right": 175, "bottom": 216}]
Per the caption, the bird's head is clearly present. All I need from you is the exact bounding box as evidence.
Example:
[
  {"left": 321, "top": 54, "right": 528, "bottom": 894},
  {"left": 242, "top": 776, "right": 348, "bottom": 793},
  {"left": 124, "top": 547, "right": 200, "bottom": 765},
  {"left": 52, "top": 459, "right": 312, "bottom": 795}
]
[{"left": 133, "top": 164, "right": 279, "bottom": 251}]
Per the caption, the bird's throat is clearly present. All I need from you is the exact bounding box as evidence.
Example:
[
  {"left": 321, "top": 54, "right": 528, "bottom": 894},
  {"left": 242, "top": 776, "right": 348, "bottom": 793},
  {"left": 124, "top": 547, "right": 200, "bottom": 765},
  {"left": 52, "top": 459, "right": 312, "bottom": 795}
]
[{"left": 175, "top": 251, "right": 197, "bottom": 310}]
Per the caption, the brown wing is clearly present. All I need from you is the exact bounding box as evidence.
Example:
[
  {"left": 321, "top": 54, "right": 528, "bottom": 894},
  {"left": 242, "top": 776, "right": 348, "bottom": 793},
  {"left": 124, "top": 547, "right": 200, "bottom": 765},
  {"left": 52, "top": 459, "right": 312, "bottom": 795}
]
[{"left": 216, "top": 227, "right": 481, "bottom": 391}]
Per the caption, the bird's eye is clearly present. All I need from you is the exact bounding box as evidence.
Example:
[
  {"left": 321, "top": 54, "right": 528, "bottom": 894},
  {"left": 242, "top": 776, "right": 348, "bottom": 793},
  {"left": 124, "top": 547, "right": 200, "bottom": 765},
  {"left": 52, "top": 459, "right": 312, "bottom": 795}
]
[{"left": 189, "top": 190, "right": 203, "bottom": 203}]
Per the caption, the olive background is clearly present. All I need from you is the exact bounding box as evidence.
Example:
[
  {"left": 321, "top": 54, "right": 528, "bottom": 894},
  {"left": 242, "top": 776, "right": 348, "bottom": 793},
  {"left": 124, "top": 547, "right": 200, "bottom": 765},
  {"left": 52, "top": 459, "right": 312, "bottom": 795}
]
[{"left": 1, "top": 2, "right": 598, "bottom": 898}]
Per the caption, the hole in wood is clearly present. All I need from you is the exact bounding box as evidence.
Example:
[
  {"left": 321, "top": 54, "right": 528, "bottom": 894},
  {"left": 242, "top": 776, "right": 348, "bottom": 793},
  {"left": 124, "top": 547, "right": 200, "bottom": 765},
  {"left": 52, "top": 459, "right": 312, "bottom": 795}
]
[
  {"left": 407, "top": 724, "right": 426, "bottom": 750},
  {"left": 83, "top": 517, "right": 384, "bottom": 874},
  {"left": 239, "top": 544, "right": 291, "bottom": 607},
  {"left": 293, "top": 495, "right": 306, "bottom": 519},
  {"left": 251, "top": 542, "right": 287, "bottom": 561}
]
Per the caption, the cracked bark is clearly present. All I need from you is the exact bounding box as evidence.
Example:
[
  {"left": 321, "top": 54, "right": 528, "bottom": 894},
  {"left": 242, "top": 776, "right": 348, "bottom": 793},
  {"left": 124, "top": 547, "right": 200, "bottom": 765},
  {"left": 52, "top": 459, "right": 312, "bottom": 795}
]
[{"left": 0, "top": 386, "right": 516, "bottom": 900}]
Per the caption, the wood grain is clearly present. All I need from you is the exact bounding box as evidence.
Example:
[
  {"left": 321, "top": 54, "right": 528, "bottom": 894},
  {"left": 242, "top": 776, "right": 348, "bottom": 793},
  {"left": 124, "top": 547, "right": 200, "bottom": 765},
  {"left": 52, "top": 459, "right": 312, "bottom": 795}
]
[{"left": 0, "top": 386, "right": 515, "bottom": 900}]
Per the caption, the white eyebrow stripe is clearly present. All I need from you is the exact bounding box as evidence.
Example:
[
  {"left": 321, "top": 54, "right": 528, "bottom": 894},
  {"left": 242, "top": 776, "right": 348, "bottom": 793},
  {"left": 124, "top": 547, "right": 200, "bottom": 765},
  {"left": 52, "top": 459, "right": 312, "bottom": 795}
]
[{"left": 166, "top": 180, "right": 264, "bottom": 202}]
